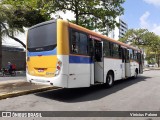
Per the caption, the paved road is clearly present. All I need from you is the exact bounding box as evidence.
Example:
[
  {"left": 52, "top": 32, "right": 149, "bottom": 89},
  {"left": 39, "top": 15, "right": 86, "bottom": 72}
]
[
  {"left": 0, "top": 70, "right": 160, "bottom": 120},
  {"left": 0, "top": 71, "right": 26, "bottom": 82},
  {"left": 0, "top": 76, "right": 26, "bottom": 82}
]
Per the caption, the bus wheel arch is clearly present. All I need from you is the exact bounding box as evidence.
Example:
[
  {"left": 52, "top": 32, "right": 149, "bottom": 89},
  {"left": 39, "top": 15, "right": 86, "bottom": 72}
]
[
  {"left": 105, "top": 70, "right": 114, "bottom": 87},
  {"left": 133, "top": 68, "right": 138, "bottom": 79}
]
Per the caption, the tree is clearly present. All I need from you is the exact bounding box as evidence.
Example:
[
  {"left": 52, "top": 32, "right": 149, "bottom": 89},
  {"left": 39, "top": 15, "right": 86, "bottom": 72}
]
[
  {"left": 0, "top": 0, "right": 50, "bottom": 68},
  {"left": 50, "top": 0, "right": 125, "bottom": 35},
  {"left": 119, "top": 29, "right": 150, "bottom": 48},
  {"left": 1, "top": 0, "right": 125, "bottom": 48},
  {"left": 119, "top": 29, "right": 160, "bottom": 66},
  {"left": 148, "top": 35, "right": 160, "bottom": 66},
  {"left": 0, "top": 3, "right": 25, "bottom": 48},
  {"left": 0, "top": 3, "right": 9, "bottom": 69},
  {"left": 0, "top": 0, "right": 50, "bottom": 48}
]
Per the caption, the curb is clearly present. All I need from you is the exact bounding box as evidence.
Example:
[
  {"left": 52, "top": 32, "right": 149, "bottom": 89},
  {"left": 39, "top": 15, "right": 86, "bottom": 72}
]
[
  {"left": 0, "top": 86, "right": 59, "bottom": 100},
  {"left": 0, "top": 80, "right": 26, "bottom": 85},
  {"left": 143, "top": 68, "right": 160, "bottom": 71},
  {"left": 143, "top": 69, "right": 150, "bottom": 71}
]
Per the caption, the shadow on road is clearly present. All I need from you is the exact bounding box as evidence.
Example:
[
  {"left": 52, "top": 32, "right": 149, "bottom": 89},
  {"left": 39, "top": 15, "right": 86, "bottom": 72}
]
[{"left": 35, "top": 75, "right": 150, "bottom": 103}]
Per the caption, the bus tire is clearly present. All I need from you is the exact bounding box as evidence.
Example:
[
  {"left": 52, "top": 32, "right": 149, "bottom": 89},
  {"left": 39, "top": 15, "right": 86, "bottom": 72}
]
[
  {"left": 11, "top": 71, "right": 16, "bottom": 76},
  {"left": 105, "top": 71, "right": 114, "bottom": 87}
]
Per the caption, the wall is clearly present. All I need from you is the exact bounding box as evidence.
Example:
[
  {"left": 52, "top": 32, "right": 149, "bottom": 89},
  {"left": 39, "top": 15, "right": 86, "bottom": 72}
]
[{"left": 2, "top": 50, "right": 26, "bottom": 70}]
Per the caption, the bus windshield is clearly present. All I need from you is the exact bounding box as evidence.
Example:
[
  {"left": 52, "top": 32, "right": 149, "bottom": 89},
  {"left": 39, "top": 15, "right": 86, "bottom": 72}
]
[{"left": 27, "top": 22, "right": 57, "bottom": 52}]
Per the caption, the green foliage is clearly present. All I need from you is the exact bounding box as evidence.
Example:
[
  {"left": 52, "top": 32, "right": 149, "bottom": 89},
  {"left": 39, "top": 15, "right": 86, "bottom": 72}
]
[
  {"left": 119, "top": 29, "right": 149, "bottom": 46},
  {"left": 119, "top": 28, "right": 160, "bottom": 66},
  {"left": 119, "top": 28, "right": 160, "bottom": 49},
  {"left": 50, "top": 0, "right": 125, "bottom": 35},
  {"left": 2, "top": 0, "right": 50, "bottom": 28},
  {"left": 0, "top": 0, "right": 125, "bottom": 48},
  {"left": 0, "top": 0, "right": 51, "bottom": 48}
]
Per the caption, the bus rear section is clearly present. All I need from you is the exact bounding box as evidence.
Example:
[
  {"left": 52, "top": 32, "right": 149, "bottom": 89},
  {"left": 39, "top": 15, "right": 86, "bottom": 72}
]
[{"left": 26, "top": 20, "right": 68, "bottom": 87}]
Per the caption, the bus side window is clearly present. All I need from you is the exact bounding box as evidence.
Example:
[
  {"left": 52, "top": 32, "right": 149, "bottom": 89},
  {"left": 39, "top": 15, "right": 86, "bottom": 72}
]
[
  {"left": 113, "top": 43, "right": 119, "bottom": 58},
  {"left": 89, "top": 38, "right": 94, "bottom": 56},
  {"left": 118, "top": 46, "right": 122, "bottom": 59},
  {"left": 70, "top": 29, "right": 88, "bottom": 55},
  {"left": 79, "top": 33, "right": 88, "bottom": 55},
  {"left": 109, "top": 42, "right": 113, "bottom": 57},
  {"left": 71, "top": 31, "right": 79, "bottom": 53},
  {"left": 103, "top": 40, "right": 110, "bottom": 57},
  {"left": 129, "top": 49, "right": 133, "bottom": 60},
  {"left": 126, "top": 49, "right": 129, "bottom": 63}
]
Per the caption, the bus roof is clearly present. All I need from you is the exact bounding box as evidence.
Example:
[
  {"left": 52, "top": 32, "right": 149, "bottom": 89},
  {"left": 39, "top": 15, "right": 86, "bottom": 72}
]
[
  {"left": 61, "top": 19, "right": 140, "bottom": 51},
  {"left": 29, "top": 19, "right": 140, "bottom": 52},
  {"left": 29, "top": 20, "right": 57, "bottom": 30}
]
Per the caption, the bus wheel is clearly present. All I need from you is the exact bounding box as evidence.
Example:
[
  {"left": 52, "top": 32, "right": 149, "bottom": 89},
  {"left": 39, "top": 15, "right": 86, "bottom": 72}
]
[
  {"left": 11, "top": 71, "right": 16, "bottom": 76},
  {"left": 106, "top": 72, "right": 114, "bottom": 87}
]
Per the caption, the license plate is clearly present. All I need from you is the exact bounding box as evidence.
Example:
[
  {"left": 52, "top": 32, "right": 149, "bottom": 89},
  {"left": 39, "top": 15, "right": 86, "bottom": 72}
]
[{"left": 38, "top": 69, "right": 44, "bottom": 72}]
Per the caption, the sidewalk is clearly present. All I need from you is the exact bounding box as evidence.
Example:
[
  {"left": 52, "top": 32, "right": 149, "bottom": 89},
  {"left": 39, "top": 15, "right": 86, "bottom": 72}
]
[
  {"left": 0, "top": 79, "right": 57, "bottom": 100},
  {"left": 143, "top": 67, "right": 160, "bottom": 71},
  {"left": 15, "top": 71, "right": 26, "bottom": 76}
]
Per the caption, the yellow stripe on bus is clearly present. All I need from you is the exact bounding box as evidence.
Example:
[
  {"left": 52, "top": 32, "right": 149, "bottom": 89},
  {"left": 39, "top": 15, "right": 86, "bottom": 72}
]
[{"left": 57, "top": 19, "right": 69, "bottom": 55}]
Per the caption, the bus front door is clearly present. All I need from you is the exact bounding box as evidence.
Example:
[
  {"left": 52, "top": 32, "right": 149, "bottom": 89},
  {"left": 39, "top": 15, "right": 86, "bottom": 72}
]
[{"left": 94, "top": 41, "right": 104, "bottom": 83}]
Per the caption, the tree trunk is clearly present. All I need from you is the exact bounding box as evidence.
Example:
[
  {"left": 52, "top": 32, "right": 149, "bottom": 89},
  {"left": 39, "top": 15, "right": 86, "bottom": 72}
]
[
  {"left": 75, "top": 0, "right": 79, "bottom": 25},
  {"left": 0, "top": 25, "right": 2, "bottom": 69},
  {"left": 0, "top": 22, "right": 26, "bottom": 48},
  {"left": 76, "top": 13, "right": 79, "bottom": 25}
]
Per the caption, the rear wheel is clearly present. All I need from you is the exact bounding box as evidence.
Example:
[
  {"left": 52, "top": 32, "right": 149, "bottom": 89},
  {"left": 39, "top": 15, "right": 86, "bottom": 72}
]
[
  {"left": 11, "top": 71, "right": 16, "bottom": 76},
  {"left": 105, "top": 72, "right": 114, "bottom": 87}
]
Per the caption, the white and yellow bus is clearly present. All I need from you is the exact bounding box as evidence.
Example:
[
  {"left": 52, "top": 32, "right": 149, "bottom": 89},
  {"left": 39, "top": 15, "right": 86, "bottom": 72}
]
[{"left": 26, "top": 19, "right": 143, "bottom": 88}]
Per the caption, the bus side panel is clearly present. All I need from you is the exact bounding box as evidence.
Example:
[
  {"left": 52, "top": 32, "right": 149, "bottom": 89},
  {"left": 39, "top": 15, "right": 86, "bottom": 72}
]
[
  {"left": 132, "top": 61, "right": 139, "bottom": 76},
  {"left": 54, "top": 20, "right": 69, "bottom": 87},
  {"left": 57, "top": 19, "right": 69, "bottom": 55},
  {"left": 104, "top": 58, "right": 123, "bottom": 82},
  {"left": 68, "top": 55, "right": 90, "bottom": 88},
  {"left": 125, "top": 63, "right": 131, "bottom": 77},
  {"left": 130, "top": 61, "right": 136, "bottom": 76},
  {"left": 50, "top": 55, "right": 69, "bottom": 88}
]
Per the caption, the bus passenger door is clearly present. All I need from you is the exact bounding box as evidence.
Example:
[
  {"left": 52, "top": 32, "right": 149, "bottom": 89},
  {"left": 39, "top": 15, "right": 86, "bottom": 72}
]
[
  {"left": 121, "top": 48, "right": 126, "bottom": 78},
  {"left": 94, "top": 40, "right": 104, "bottom": 83},
  {"left": 125, "top": 49, "right": 131, "bottom": 77}
]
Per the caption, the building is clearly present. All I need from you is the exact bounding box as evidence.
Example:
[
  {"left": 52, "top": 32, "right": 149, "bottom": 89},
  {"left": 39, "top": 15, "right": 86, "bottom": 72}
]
[
  {"left": 2, "top": 45, "right": 26, "bottom": 70},
  {"left": 2, "top": 45, "right": 24, "bottom": 52},
  {"left": 108, "top": 17, "right": 128, "bottom": 40},
  {"left": 119, "top": 19, "right": 128, "bottom": 38}
]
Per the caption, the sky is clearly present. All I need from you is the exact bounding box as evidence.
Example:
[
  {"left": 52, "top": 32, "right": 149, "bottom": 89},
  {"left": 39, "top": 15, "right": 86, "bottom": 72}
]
[
  {"left": 122, "top": 0, "right": 160, "bottom": 35},
  {"left": 3, "top": 0, "right": 160, "bottom": 47}
]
